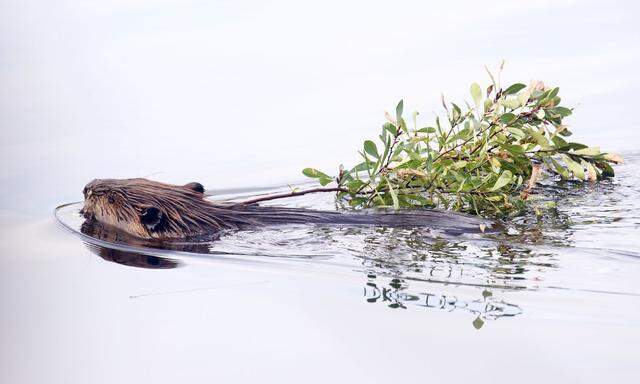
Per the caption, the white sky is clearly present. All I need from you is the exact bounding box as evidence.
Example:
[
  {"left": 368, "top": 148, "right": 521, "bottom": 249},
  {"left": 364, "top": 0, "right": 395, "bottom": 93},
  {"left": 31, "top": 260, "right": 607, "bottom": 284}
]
[{"left": 1, "top": 0, "right": 639, "bottom": 211}]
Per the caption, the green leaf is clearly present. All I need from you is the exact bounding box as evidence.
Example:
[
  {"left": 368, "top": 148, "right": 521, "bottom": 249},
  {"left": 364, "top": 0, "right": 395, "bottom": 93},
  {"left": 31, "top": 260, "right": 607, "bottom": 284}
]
[
  {"left": 348, "top": 197, "right": 367, "bottom": 208},
  {"left": 363, "top": 140, "right": 380, "bottom": 159},
  {"left": 398, "top": 117, "right": 408, "bottom": 134},
  {"left": 387, "top": 179, "right": 400, "bottom": 210},
  {"left": 506, "top": 127, "right": 526, "bottom": 139},
  {"left": 360, "top": 150, "right": 375, "bottom": 176},
  {"left": 553, "top": 106, "right": 572, "bottom": 117},
  {"left": 472, "top": 316, "right": 484, "bottom": 330},
  {"left": 395, "top": 99, "right": 404, "bottom": 122},
  {"left": 517, "top": 90, "right": 530, "bottom": 106},
  {"left": 346, "top": 179, "right": 366, "bottom": 191},
  {"left": 416, "top": 127, "right": 436, "bottom": 134},
  {"left": 529, "top": 129, "right": 549, "bottom": 148},
  {"left": 501, "top": 143, "right": 524, "bottom": 155},
  {"left": 453, "top": 160, "right": 468, "bottom": 169},
  {"left": 319, "top": 177, "right": 332, "bottom": 186},
  {"left": 484, "top": 99, "right": 493, "bottom": 113},
  {"left": 551, "top": 135, "right": 568, "bottom": 148},
  {"left": 572, "top": 146, "right": 600, "bottom": 156},
  {"left": 504, "top": 83, "right": 526, "bottom": 94},
  {"left": 470, "top": 82, "right": 482, "bottom": 107},
  {"left": 489, "top": 170, "right": 513, "bottom": 191},
  {"left": 484, "top": 65, "right": 496, "bottom": 87},
  {"left": 562, "top": 155, "right": 585, "bottom": 180},
  {"left": 349, "top": 162, "right": 369, "bottom": 174},
  {"left": 500, "top": 113, "right": 517, "bottom": 124},
  {"left": 559, "top": 142, "right": 588, "bottom": 151},
  {"left": 451, "top": 102, "right": 462, "bottom": 121},
  {"left": 489, "top": 157, "right": 501, "bottom": 172},
  {"left": 550, "top": 158, "right": 570, "bottom": 180},
  {"left": 597, "top": 162, "right": 615, "bottom": 177},
  {"left": 383, "top": 122, "right": 397, "bottom": 136},
  {"left": 502, "top": 97, "right": 521, "bottom": 109},
  {"left": 302, "top": 168, "right": 331, "bottom": 179}
]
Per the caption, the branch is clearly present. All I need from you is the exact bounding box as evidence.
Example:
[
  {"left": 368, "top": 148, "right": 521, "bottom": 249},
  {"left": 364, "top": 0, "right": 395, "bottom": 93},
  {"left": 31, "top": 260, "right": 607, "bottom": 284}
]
[
  {"left": 433, "top": 121, "right": 496, "bottom": 163},
  {"left": 232, "top": 187, "right": 349, "bottom": 206},
  {"left": 520, "top": 163, "right": 542, "bottom": 200}
]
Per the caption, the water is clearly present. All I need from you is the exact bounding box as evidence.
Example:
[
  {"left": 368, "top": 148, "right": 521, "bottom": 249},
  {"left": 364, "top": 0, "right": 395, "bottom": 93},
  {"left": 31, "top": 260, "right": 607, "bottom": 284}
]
[
  {"left": 3, "top": 1, "right": 640, "bottom": 382},
  {"left": 53, "top": 152, "right": 640, "bottom": 319},
  {"left": 3, "top": 128, "right": 640, "bottom": 383},
  {"left": 10, "top": 151, "right": 632, "bottom": 383},
  {"left": 4, "top": 170, "right": 640, "bottom": 384}
]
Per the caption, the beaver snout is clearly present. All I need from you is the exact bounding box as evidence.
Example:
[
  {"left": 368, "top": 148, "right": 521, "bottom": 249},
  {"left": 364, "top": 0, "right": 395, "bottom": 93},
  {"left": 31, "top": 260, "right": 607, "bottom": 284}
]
[
  {"left": 80, "top": 208, "right": 93, "bottom": 219},
  {"left": 79, "top": 200, "right": 95, "bottom": 219}
]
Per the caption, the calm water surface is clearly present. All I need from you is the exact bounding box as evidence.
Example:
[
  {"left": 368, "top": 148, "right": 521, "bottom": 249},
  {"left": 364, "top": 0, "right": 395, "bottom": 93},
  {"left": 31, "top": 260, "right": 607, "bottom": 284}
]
[
  {"left": 3, "top": 1, "right": 640, "bottom": 382},
  {"left": 2, "top": 152, "right": 639, "bottom": 383}
]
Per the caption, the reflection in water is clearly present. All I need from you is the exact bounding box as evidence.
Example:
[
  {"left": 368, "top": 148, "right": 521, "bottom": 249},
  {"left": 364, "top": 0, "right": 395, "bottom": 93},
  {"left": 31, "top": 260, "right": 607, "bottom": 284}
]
[
  {"left": 57, "top": 152, "right": 639, "bottom": 329},
  {"left": 363, "top": 282, "right": 521, "bottom": 329},
  {"left": 88, "top": 244, "right": 180, "bottom": 269},
  {"left": 81, "top": 219, "right": 181, "bottom": 268},
  {"left": 76, "top": 209, "right": 539, "bottom": 329},
  {"left": 353, "top": 225, "right": 559, "bottom": 290}
]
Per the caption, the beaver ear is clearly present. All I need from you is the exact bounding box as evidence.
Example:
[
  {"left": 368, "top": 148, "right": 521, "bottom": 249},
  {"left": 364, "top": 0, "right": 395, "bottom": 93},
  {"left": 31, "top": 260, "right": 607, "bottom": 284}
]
[
  {"left": 184, "top": 182, "right": 205, "bottom": 194},
  {"left": 140, "top": 207, "right": 165, "bottom": 231}
]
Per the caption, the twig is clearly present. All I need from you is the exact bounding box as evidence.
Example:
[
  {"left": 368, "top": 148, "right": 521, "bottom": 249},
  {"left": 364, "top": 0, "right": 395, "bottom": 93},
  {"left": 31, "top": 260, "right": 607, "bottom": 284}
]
[
  {"left": 433, "top": 122, "right": 496, "bottom": 162},
  {"left": 232, "top": 187, "right": 349, "bottom": 206},
  {"left": 520, "top": 164, "right": 542, "bottom": 200}
]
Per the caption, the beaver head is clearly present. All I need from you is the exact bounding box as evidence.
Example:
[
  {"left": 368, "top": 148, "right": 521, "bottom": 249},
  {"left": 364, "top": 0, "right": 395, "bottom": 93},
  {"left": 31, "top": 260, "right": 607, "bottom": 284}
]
[{"left": 81, "top": 178, "right": 250, "bottom": 239}]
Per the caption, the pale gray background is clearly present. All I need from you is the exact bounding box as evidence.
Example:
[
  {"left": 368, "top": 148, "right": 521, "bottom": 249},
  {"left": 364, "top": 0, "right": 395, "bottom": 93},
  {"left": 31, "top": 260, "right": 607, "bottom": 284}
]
[{"left": 1, "top": 0, "right": 639, "bottom": 214}]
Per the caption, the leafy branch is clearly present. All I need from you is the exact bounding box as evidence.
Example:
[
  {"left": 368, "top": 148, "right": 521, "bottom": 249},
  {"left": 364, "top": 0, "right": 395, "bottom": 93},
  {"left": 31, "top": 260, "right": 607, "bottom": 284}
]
[{"left": 239, "top": 64, "right": 622, "bottom": 217}]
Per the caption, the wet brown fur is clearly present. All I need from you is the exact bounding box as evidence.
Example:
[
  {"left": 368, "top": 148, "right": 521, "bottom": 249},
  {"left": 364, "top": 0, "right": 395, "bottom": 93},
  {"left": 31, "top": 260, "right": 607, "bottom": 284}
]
[{"left": 82, "top": 178, "right": 493, "bottom": 239}]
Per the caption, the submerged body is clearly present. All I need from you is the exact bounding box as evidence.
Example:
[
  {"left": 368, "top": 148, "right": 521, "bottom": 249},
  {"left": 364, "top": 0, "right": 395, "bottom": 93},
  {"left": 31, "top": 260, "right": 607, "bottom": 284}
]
[{"left": 81, "top": 178, "right": 493, "bottom": 240}]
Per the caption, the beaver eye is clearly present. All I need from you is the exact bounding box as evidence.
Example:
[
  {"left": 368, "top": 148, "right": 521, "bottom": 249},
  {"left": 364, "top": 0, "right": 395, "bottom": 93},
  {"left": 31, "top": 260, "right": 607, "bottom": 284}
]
[
  {"left": 140, "top": 207, "right": 164, "bottom": 231},
  {"left": 107, "top": 195, "right": 115, "bottom": 204}
]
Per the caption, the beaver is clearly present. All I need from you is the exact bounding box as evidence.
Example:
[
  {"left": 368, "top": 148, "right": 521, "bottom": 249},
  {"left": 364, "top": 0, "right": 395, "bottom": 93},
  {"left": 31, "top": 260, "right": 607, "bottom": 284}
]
[{"left": 80, "top": 178, "right": 494, "bottom": 240}]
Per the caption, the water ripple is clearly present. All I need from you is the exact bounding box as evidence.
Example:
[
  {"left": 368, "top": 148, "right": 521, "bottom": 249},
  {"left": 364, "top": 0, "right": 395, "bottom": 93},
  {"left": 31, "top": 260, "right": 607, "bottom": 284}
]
[{"left": 54, "top": 151, "right": 640, "bottom": 327}]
